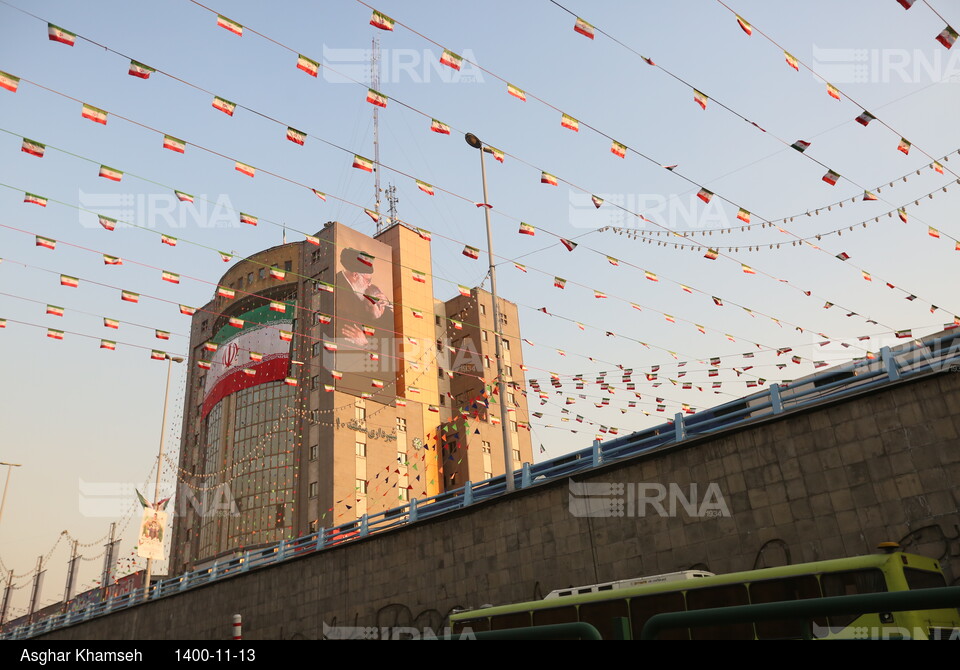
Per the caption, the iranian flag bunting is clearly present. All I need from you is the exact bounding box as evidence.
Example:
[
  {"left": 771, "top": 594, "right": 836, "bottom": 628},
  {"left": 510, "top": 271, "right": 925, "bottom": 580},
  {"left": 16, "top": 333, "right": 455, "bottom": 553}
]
[
  {"left": 104, "top": 318, "right": 119, "bottom": 328},
  {"left": 519, "top": 222, "right": 535, "bottom": 236},
  {"left": 103, "top": 254, "right": 122, "bottom": 265},
  {"left": 862, "top": 270, "right": 872, "bottom": 281},
  {"left": 240, "top": 212, "right": 258, "bottom": 226},
  {"left": 286, "top": 127, "right": 306, "bottom": 145},
  {"left": 218, "top": 287, "right": 235, "bottom": 299},
  {"left": 151, "top": 350, "right": 166, "bottom": 360},
  {"left": 174, "top": 190, "right": 193, "bottom": 203},
  {"left": 430, "top": 119, "right": 450, "bottom": 135},
  {"left": 933, "top": 161, "right": 944, "bottom": 174},
  {"left": 736, "top": 208, "right": 751, "bottom": 223},
  {"left": 645, "top": 270, "right": 658, "bottom": 282},
  {"left": 826, "top": 83, "right": 841, "bottom": 100},
  {"left": 611, "top": 140, "right": 627, "bottom": 158},
  {"left": 269, "top": 268, "right": 285, "bottom": 280},
  {"left": 458, "top": 285, "right": 471, "bottom": 297},
  {"left": 47, "top": 328, "right": 64, "bottom": 340},
  {"left": 217, "top": 15, "right": 243, "bottom": 35},
  {"left": 312, "top": 189, "right": 326, "bottom": 201},
  {"left": 514, "top": 263, "right": 527, "bottom": 272},
  {"left": 121, "top": 290, "right": 139, "bottom": 302},
  {"left": 364, "top": 209, "right": 379, "bottom": 223},
  {"left": 229, "top": 317, "right": 244, "bottom": 329},
  {"left": 0, "top": 71, "right": 20, "bottom": 93},
  {"left": 128, "top": 60, "right": 154, "bottom": 79},
  {"left": 197, "top": 360, "right": 212, "bottom": 369},
  {"left": 561, "top": 113, "right": 579, "bottom": 132},
  {"left": 48, "top": 24, "right": 76, "bottom": 46},
  {"left": 61, "top": 275, "right": 79, "bottom": 287},
  {"left": 742, "top": 264, "right": 756, "bottom": 275},
  {"left": 416, "top": 180, "right": 435, "bottom": 196},
  {"left": 179, "top": 305, "right": 196, "bottom": 316},
  {"left": 21, "top": 139, "right": 45, "bottom": 157},
  {"left": 791, "top": 140, "right": 811, "bottom": 152},
  {"left": 370, "top": 10, "right": 395, "bottom": 30},
  {"left": 507, "top": 83, "right": 526, "bottom": 101},
  {"left": 898, "top": 208, "right": 908, "bottom": 223},
  {"left": 560, "top": 238, "right": 578, "bottom": 252},
  {"left": 591, "top": 195, "right": 603, "bottom": 208},
  {"left": 98, "top": 165, "right": 123, "bottom": 182},
  {"left": 574, "top": 17, "right": 595, "bottom": 39},
  {"left": 219, "top": 251, "right": 233, "bottom": 261},
  {"left": 594, "top": 290, "right": 607, "bottom": 299},
  {"left": 269, "top": 301, "right": 286, "bottom": 312},
  {"left": 36, "top": 236, "right": 56, "bottom": 250},
  {"left": 712, "top": 296, "right": 723, "bottom": 306},
  {"left": 541, "top": 172, "right": 558, "bottom": 186},
  {"left": 898, "top": 138, "right": 911, "bottom": 154},
  {"left": 82, "top": 104, "right": 108, "bottom": 125},
  {"left": 161, "top": 270, "right": 180, "bottom": 284},
  {"left": 863, "top": 191, "right": 878, "bottom": 201},
  {"left": 487, "top": 147, "right": 504, "bottom": 162},
  {"left": 439, "top": 50, "right": 463, "bottom": 70},
  {"left": 697, "top": 188, "right": 713, "bottom": 203},
  {"left": 279, "top": 330, "right": 293, "bottom": 342},
  {"left": 822, "top": 170, "right": 840, "bottom": 186},
  {"left": 161, "top": 234, "right": 177, "bottom": 246},
  {"left": 163, "top": 135, "right": 186, "bottom": 153},
  {"left": 366, "top": 88, "right": 388, "bottom": 107},
  {"left": 704, "top": 248, "right": 719, "bottom": 260},
  {"left": 46, "top": 304, "right": 64, "bottom": 317},
  {"left": 898, "top": 0, "right": 917, "bottom": 8},
  {"left": 203, "top": 341, "right": 218, "bottom": 352},
  {"left": 784, "top": 52, "right": 799, "bottom": 70},
  {"left": 297, "top": 55, "right": 319, "bottom": 77},
  {"left": 156, "top": 330, "right": 170, "bottom": 340},
  {"left": 235, "top": 162, "right": 255, "bottom": 177},
  {"left": 353, "top": 155, "right": 374, "bottom": 172},
  {"left": 462, "top": 245, "right": 480, "bottom": 260},
  {"left": 212, "top": 96, "right": 236, "bottom": 116},
  {"left": 736, "top": 15, "right": 753, "bottom": 35},
  {"left": 554, "top": 277, "right": 566, "bottom": 289},
  {"left": 936, "top": 26, "right": 958, "bottom": 49},
  {"left": 855, "top": 111, "right": 876, "bottom": 126},
  {"left": 100, "top": 339, "right": 116, "bottom": 350},
  {"left": 929, "top": 226, "right": 941, "bottom": 238},
  {"left": 693, "top": 89, "right": 708, "bottom": 110},
  {"left": 412, "top": 270, "right": 427, "bottom": 283}
]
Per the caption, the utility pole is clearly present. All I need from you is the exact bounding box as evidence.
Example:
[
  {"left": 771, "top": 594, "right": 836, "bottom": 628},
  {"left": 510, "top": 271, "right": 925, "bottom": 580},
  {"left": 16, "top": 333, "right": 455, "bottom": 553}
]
[
  {"left": 372, "top": 36, "right": 383, "bottom": 232},
  {"left": 28, "top": 556, "right": 44, "bottom": 622},
  {"left": 63, "top": 539, "right": 79, "bottom": 607},
  {"left": 100, "top": 522, "right": 118, "bottom": 601}
]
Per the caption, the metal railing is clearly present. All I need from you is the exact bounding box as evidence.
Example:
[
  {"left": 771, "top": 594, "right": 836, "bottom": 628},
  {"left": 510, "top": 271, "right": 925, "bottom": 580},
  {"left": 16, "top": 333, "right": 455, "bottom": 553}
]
[{"left": 4, "top": 330, "right": 958, "bottom": 640}]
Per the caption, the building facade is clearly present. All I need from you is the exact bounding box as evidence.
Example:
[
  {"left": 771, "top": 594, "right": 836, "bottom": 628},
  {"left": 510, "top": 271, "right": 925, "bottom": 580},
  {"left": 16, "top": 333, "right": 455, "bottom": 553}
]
[{"left": 169, "top": 221, "right": 532, "bottom": 572}]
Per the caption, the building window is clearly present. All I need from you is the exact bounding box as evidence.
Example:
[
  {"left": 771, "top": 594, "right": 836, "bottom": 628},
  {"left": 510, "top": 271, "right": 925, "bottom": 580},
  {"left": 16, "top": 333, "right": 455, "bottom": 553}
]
[
  {"left": 398, "top": 487, "right": 408, "bottom": 502},
  {"left": 311, "top": 375, "right": 320, "bottom": 390},
  {"left": 313, "top": 342, "right": 322, "bottom": 357},
  {"left": 510, "top": 420, "right": 518, "bottom": 433},
  {"left": 356, "top": 479, "right": 368, "bottom": 494},
  {"left": 310, "top": 444, "right": 318, "bottom": 461},
  {"left": 482, "top": 441, "right": 491, "bottom": 454},
  {"left": 482, "top": 330, "right": 488, "bottom": 342},
  {"left": 355, "top": 405, "right": 366, "bottom": 422},
  {"left": 435, "top": 315, "right": 441, "bottom": 326},
  {"left": 513, "top": 449, "right": 521, "bottom": 461},
  {"left": 309, "top": 481, "right": 318, "bottom": 498},
  {"left": 439, "top": 394, "right": 446, "bottom": 406},
  {"left": 397, "top": 450, "right": 406, "bottom": 464},
  {"left": 247, "top": 273, "right": 253, "bottom": 285},
  {"left": 480, "top": 304, "right": 486, "bottom": 316},
  {"left": 483, "top": 471, "right": 492, "bottom": 480},
  {"left": 309, "top": 520, "right": 318, "bottom": 534},
  {"left": 505, "top": 365, "right": 513, "bottom": 377},
  {"left": 356, "top": 442, "right": 367, "bottom": 457},
  {"left": 438, "top": 367, "right": 445, "bottom": 379},
  {"left": 502, "top": 339, "right": 510, "bottom": 350},
  {"left": 284, "top": 260, "right": 292, "bottom": 272},
  {"left": 259, "top": 268, "right": 266, "bottom": 280},
  {"left": 396, "top": 417, "right": 407, "bottom": 432},
  {"left": 507, "top": 392, "right": 516, "bottom": 406}
]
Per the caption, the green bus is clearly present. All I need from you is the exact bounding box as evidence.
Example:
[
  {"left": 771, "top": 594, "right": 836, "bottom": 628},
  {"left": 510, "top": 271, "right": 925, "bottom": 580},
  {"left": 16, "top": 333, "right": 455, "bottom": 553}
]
[{"left": 449, "top": 546, "right": 960, "bottom": 639}]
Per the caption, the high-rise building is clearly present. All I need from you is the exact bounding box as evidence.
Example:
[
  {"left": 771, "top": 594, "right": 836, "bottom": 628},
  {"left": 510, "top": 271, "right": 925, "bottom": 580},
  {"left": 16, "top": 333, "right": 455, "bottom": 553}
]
[{"left": 169, "top": 221, "right": 531, "bottom": 572}]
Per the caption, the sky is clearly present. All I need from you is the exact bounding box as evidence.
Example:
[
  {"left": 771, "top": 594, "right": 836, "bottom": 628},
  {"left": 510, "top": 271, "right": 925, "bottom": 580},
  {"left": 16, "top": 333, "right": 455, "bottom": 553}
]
[{"left": 1, "top": 0, "right": 958, "bottom": 618}]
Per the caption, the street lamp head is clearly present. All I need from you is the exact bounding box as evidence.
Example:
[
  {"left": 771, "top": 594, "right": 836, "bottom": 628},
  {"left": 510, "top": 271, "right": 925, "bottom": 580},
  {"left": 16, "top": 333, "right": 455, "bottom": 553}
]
[
  {"left": 168, "top": 355, "right": 185, "bottom": 364},
  {"left": 464, "top": 133, "right": 482, "bottom": 150}
]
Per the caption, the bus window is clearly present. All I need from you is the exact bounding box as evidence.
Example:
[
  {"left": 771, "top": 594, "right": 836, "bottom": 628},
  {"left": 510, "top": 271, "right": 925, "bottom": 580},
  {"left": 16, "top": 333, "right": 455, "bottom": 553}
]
[
  {"left": 685, "top": 584, "right": 753, "bottom": 640},
  {"left": 532, "top": 606, "right": 578, "bottom": 627},
  {"left": 821, "top": 568, "right": 887, "bottom": 629},
  {"left": 489, "top": 611, "right": 532, "bottom": 631},
  {"left": 749, "top": 575, "right": 823, "bottom": 639},
  {"left": 629, "top": 592, "right": 688, "bottom": 640},
  {"left": 451, "top": 617, "right": 489, "bottom": 634},
  {"left": 903, "top": 568, "right": 947, "bottom": 590},
  {"left": 578, "top": 599, "right": 629, "bottom": 640}
]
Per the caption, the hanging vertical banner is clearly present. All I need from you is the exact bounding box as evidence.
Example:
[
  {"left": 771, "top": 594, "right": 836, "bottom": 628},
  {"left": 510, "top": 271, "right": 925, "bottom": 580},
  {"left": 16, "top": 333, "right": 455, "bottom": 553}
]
[{"left": 137, "top": 507, "right": 168, "bottom": 560}]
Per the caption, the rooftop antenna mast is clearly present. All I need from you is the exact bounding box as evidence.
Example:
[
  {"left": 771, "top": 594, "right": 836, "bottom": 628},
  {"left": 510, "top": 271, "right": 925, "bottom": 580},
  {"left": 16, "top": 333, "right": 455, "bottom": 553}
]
[
  {"left": 372, "top": 37, "right": 383, "bottom": 233},
  {"left": 386, "top": 184, "right": 398, "bottom": 226}
]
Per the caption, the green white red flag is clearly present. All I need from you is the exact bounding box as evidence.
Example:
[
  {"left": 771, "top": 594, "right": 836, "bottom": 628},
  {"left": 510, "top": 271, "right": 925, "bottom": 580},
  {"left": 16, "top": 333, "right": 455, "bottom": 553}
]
[
  {"left": 736, "top": 15, "right": 753, "bottom": 35},
  {"left": 693, "top": 89, "right": 708, "bottom": 110},
  {"left": 21, "top": 138, "right": 45, "bottom": 157},
  {"left": 519, "top": 222, "right": 535, "bottom": 236},
  {"left": 287, "top": 127, "right": 306, "bottom": 145},
  {"left": 863, "top": 191, "right": 877, "bottom": 201},
  {"left": 128, "top": 60, "right": 154, "bottom": 79},
  {"left": 561, "top": 114, "right": 579, "bottom": 131},
  {"left": 574, "top": 17, "right": 595, "bottom": 39},
  {"left": 61, "top": 275, "right": 79, "bottom": 287},
  {"left": 364, "top": 209, "right": 379, "bottom": 223},
  {"left": 161, "top": 234, "right": 177, "bottom": 246},
  {"left": 99, "top": 165, "right": 123, "bottom": 182},
  {"left": 121, "top": 290, "right": 139, "bottom": 302},
  {"left": 855, "top": 111, "right": 876, "bottom": 126},
  {"left": 507, "top": 83, "right": 526, "bottom": 101},
  {"left": 611, "top": 141, "right": 626, "bottom": 158},
  {"left": 240, "top": 213, "right": 258, "bottom": 226},
  {"left": 430, "top": 119, "right": 450, "bottom": 134},
  {"left": 591, "top": 195, "right": 603, "bottom": 208},
  {"left": 213, "top": 96, "right": 236, "bottom": 116},
  {"left": 161, "top": 270, "right": 180, "bottom": 284},
  {"left": 439, "top": 50, "right": 462, "bottom": 70},
  {"left": 416, "top": 180, "right": 435, "bottom": 196},
  {"left": 101, "top": 339, "right": 116, "bottom": 350},
  {"left": 791, "top": 140, "right": 810, "bottom": 152},
  {"left": 541, "top": 172, "right": 558, "bottom": 186},
  {"left": 936, "top": 26, "right": 958, "bottom": 49},
  {"left": 297, "top": 55, "right": 319, "bottom": 76},
  {"left": 179, "top": 305, "right": 196, "bottom": 315},
  {"left": 353, "top": 155, "right": 374, "bottom": 172},
  {"left": 103, "top": 254, "right": 122, "bottom": 265},
  {"left": 826, "top": 83, "right": 841, "bottom": 100},
  {"left": 156, "top": 330, "right": 170, "bottom": 340},
  {"left": 163, "top": 135, "right": 186, "bottom": 153},
  {"left": 48, "top": 24, "right": 76, "bottom": 46},
  {"left": 822, "top": 170, "right": 840, "bottom": 186},
  {"left": 218, "top": 287, "right": 235, "bottom": 299},
  {"left": 898, "top": 138, "right": 911, "bottom": 155},
  {"left": 554, "top": 277, "right": 566, "bottom": 289},
  {"left": 46, "top": 304, "right": 64, "bottom": 317},
  {"left": 269, "top": 268, "right": 285, "bottom": 280},
  {"left": 270, "top": 301, "right": 286, "bottom": 312},
  {"left": 412, "top": 270, "right": 427, "bottom": 283},
  {"left": 47, "top": 328, "right": 64, "bottom": 340},
  {"left": 370, "top": 10, "right": 395, "bottom": 31},
  {"left": 104, "top": 318, "right": 119, "bottom": 329},
  {"left": 217, "top": 15, "right": 243, "bottom": 36},
  {"left": 560, "top": 238, "right": 577, "bottom": 252},
  {"left": 279, "top": 330, "right": 293, "bottom": 342},
  {"left": 645, "top": 270, "right": 658, "bottom": 281},
  {"left": 458, "top": 285, "right": 471, "bottom": 297},
  {"left": 463, "top": 245, "right": 480, "bottom": 260},
  {"left": 0, "top": 71, "right": 20, "bottom": 93},
  {"left": 367, "top": 88, "right": 388, "bottom": 107},
  {"left": 697, "top": 188, "right": 713, "bottom": 203},
  {"left": 235, "top": 162, "right": 255, "bottom": 177},
  {"left": 174, "top": 190, "right": 193, "bottom": 203},
  {"left": 784, "top": 52, "right": 799, "bottom": 70},
  {"left": 82, "top": 104, "right": 108, "bottom": 125},
  {"left": 151, "top": 350, "right": 166, "bottom": 360},
  {"left": 36, "top": 235, "right": 56, "bottom": 250},
  {"left": 737, "top": 208, "right": 750, "bottom": 223}
]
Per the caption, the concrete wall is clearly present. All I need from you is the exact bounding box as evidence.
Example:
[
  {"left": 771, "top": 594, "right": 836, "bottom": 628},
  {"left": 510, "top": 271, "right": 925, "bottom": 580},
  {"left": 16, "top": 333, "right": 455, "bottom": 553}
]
[{"left": 40, "top": 368, "right": 960, "bottom": 640}]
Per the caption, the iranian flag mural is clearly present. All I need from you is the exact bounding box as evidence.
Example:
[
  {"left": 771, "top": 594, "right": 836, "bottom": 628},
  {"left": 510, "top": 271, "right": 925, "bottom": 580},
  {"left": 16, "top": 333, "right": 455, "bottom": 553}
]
[{"left": 201, "top": 302, "right": 295, "bottom": 418}]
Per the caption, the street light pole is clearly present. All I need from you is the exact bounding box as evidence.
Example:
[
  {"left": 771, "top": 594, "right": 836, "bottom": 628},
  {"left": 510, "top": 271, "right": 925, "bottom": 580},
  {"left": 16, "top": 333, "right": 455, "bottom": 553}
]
[
  {"left": 144, "top": 354, "right": 183, "bottom": 599},
  {"left": 465, "top": 133, "right": 516, "bottom": 493},
  {"left": 0, "top": 462, "right": 22, "bottom": 527}
]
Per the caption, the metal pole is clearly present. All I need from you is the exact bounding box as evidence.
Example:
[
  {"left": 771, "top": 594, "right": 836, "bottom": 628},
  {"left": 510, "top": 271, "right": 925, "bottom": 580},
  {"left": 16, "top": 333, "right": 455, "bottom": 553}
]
[
  {"left": 0, "top": 569, "right": 13, "bottom": 626},
  {"left": 63, "top": 540, "right": 79, "bottom": 605},
  {"left": 144, "top": 355, "right": 179, "bottom": 599},
  {"left": 0, "top": 462, "right": 22, "bottom": 527},
  {"left": 232, "top": 613, "right": 242, "bottom": 640},
  {"left": 100, "top": 522, "right": 116, "bottom": 602},
  {"left": 28, "top": 556, "right": 44, "bottom": 622},
  {"left": 476, "top": 147, "right": 516, "bottom": 493}
]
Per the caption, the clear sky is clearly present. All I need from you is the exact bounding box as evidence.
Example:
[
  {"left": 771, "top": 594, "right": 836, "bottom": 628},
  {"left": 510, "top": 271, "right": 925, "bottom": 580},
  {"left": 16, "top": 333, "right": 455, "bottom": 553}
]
[{"left": 1, "top": 0, "right": 958, "bottom": 617}]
